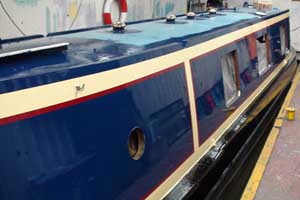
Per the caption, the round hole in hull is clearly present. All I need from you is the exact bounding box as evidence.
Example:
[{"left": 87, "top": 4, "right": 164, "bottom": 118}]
[{"left": 128, "top": 128, "right": 145, "bottom": 160}]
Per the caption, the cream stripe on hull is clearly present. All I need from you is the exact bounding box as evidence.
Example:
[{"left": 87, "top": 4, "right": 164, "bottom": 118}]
[
  {"left": 147, "top": 53, "right": 291, "bottom": 200},
  {"left": 184, "top": 61, "right": 200, "bottom": 150},
  {"left": 0, "top": 12, "right": 289, "bottom": 200},
  {"left": 0, "top": 13, "right": 288, "bottom": 121}
]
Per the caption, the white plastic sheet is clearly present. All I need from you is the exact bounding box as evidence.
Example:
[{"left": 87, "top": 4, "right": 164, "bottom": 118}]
[
  {"left": 221, "top": 53, "right": 239, "bottom": 107},
  {"left": 256, "top": 39, "right": 269, "bottom": 76},
  {"left": 280, "top": 26, "right": 287, "bottom": 55}
]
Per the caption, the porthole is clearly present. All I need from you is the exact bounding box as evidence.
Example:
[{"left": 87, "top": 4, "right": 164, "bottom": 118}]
[{"left": 128, "top": 128, "right": 145, "bottom": 160}]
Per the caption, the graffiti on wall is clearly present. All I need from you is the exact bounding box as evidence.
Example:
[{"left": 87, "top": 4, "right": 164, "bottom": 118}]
[{"left": 0, "top": 0, "right": 186, "bottom": 39}]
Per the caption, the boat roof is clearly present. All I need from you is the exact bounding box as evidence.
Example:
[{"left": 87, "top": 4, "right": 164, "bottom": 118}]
[
  {"left": 65, "top": 12, "right": 257, "bottom": 46},
  {"left": 0, "top": 9, "right": 287, "bottom": 84}
]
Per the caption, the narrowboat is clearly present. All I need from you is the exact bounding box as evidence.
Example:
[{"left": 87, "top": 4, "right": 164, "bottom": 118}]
[{"left": 0, "top": 7, "right": 297, "bottom": 200}]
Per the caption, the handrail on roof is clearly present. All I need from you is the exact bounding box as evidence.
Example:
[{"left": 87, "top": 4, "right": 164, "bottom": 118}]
[
  {"left": 0, "top": 42, "right": 69, "bottom": 59},
  {"left": 0, "top": 34, "right": 44, "bottom": 45}
]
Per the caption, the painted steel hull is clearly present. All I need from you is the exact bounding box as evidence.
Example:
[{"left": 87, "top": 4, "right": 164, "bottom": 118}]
[
  {"left": 0, "top": 10, "right": 295, "bottom": 200},
  {"left": 168, "top": 50, "right": 298, "bottom": 199}
]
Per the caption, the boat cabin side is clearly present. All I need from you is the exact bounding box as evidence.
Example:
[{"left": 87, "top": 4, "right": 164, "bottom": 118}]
[{"left": 0, "top": 11, "right": 294, "bottom": 200}]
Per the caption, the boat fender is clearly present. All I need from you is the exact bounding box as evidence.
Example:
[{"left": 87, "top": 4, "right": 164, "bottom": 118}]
[{"left": 103, "top": 0, "right": 128, "bottom": 25}]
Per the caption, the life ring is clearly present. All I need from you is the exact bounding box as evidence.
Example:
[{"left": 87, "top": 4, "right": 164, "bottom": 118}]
[{"left": 103, "top": 0, "right": 128, "bottom": 25}]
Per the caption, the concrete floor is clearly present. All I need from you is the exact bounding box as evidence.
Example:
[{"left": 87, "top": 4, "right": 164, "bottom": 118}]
[
  {"left": 254, "top": 69, "right": 300, "bottom": 200},
  {"left": 241, "top": 63, "right": 300, "bottom": 200}
]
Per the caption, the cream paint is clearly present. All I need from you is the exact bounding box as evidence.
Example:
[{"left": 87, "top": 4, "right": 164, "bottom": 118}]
[
  {"left": 0, "top": 42, "right": 69, "bottom": 58},
  {"left": 184, "top": 61, "right": 199, "bottom": 150},
  {"left": 0, "top": 12, "right": 289, "bottom": 199},
  {"left": 146, "top": 53, "right": 290, "bottom": 200},
  {"left": 0, "top": 13, "right": 289, "bottom": 120}
]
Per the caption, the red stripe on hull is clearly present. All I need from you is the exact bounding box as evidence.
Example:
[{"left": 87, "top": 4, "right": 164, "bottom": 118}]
[{"left": 0, "top": 63, "right": 184, "bottom": 126}]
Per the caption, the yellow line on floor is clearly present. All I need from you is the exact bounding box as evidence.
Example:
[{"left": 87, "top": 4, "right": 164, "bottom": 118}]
[{"left": 241, "top": 67, "right": 300, "bottom": 200}]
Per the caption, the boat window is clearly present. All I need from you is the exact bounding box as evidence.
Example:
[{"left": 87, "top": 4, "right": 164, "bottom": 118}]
[
  {"left": 241, "top": 34, "right": 260, "bottom": 86},
  {"left": 256, "top": 34, "right": 270, "bottom": 76},
  {"left": 221, "top": 51, "right": 240, "bottom": 107},
  {"left": 280, "top": 25, "right": 287, "bottom": 55}
]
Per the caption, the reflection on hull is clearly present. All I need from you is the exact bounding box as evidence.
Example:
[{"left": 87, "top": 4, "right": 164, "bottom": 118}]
[{"left": 0, "top": 9, "right": 296, "bottom": 200}]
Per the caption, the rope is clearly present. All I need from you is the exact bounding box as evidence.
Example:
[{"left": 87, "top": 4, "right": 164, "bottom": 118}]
[
  {"left": 0, "top": 0, "right": 26, "bottom": 36},
  {"left": 68, "top": 0, "right": 83, "bottom": 30},
  {"left": 291, "top": 25, "right": 300, "bottom": 32}
]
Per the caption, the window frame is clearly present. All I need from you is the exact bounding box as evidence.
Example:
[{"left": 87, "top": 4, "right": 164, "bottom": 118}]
[{"left": 265, "top": 34, "right": 271, "bottom": 65}]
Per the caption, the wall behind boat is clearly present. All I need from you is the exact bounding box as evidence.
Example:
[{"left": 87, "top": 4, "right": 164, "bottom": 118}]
[
  {"left": 227, "top": 0, "right": 300, "bottom": 50},
  {"left": 272, "top": 0, "right": 300, "bottom": 51},
  {"left": 0, "top": 0, "right": 186, "bottom": 39}
]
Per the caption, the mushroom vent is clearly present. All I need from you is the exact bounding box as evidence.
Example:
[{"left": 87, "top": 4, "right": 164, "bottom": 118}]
[
  {"left": 186, "top": 12, "right": 196, "bottom": 19},
  {"left": 208, "top": 7, "right": 217, "bottom": 15},
  {"left": 112, "top": 21, "right": 126, "bottom": 33},
  {"left": 166, "top": 14, "right": 177, "bottom": 23}
]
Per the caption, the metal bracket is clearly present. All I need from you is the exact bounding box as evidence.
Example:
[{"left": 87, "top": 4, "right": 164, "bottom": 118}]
[{"left": 75, "top": 84, "right": 85, "bottom": 92}]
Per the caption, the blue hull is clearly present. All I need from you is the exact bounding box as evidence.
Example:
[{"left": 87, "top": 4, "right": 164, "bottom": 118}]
[{"left": 0, "top": 9, "right": 294, "bottom": 200}]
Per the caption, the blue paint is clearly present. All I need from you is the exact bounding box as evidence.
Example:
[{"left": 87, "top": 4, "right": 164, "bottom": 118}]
[
  {"left": 269, "top": 19, "right": 289, "bottom": 64},
  {"left": 67, "top": 12, "right": 257, "bottom": 46},
  {"left": 0, "top": 10, "right": 291, "bottom": 200},
  {"left": 0, "top": 65, "right": 193, "bottom": 200}
]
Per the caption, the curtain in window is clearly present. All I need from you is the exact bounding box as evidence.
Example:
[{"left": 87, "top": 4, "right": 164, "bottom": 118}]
[
  {"left": 247, "top": 34, "right": 257, "bottom": 60},
  {"left": 280, "top": 26, "right": 286, "bottom": 55},
  {"left": 221, "top": 53, "right": 238, "bottom": 107},
  {"left": 256, "top": 40, "right": 268, "bottom": 76}
]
